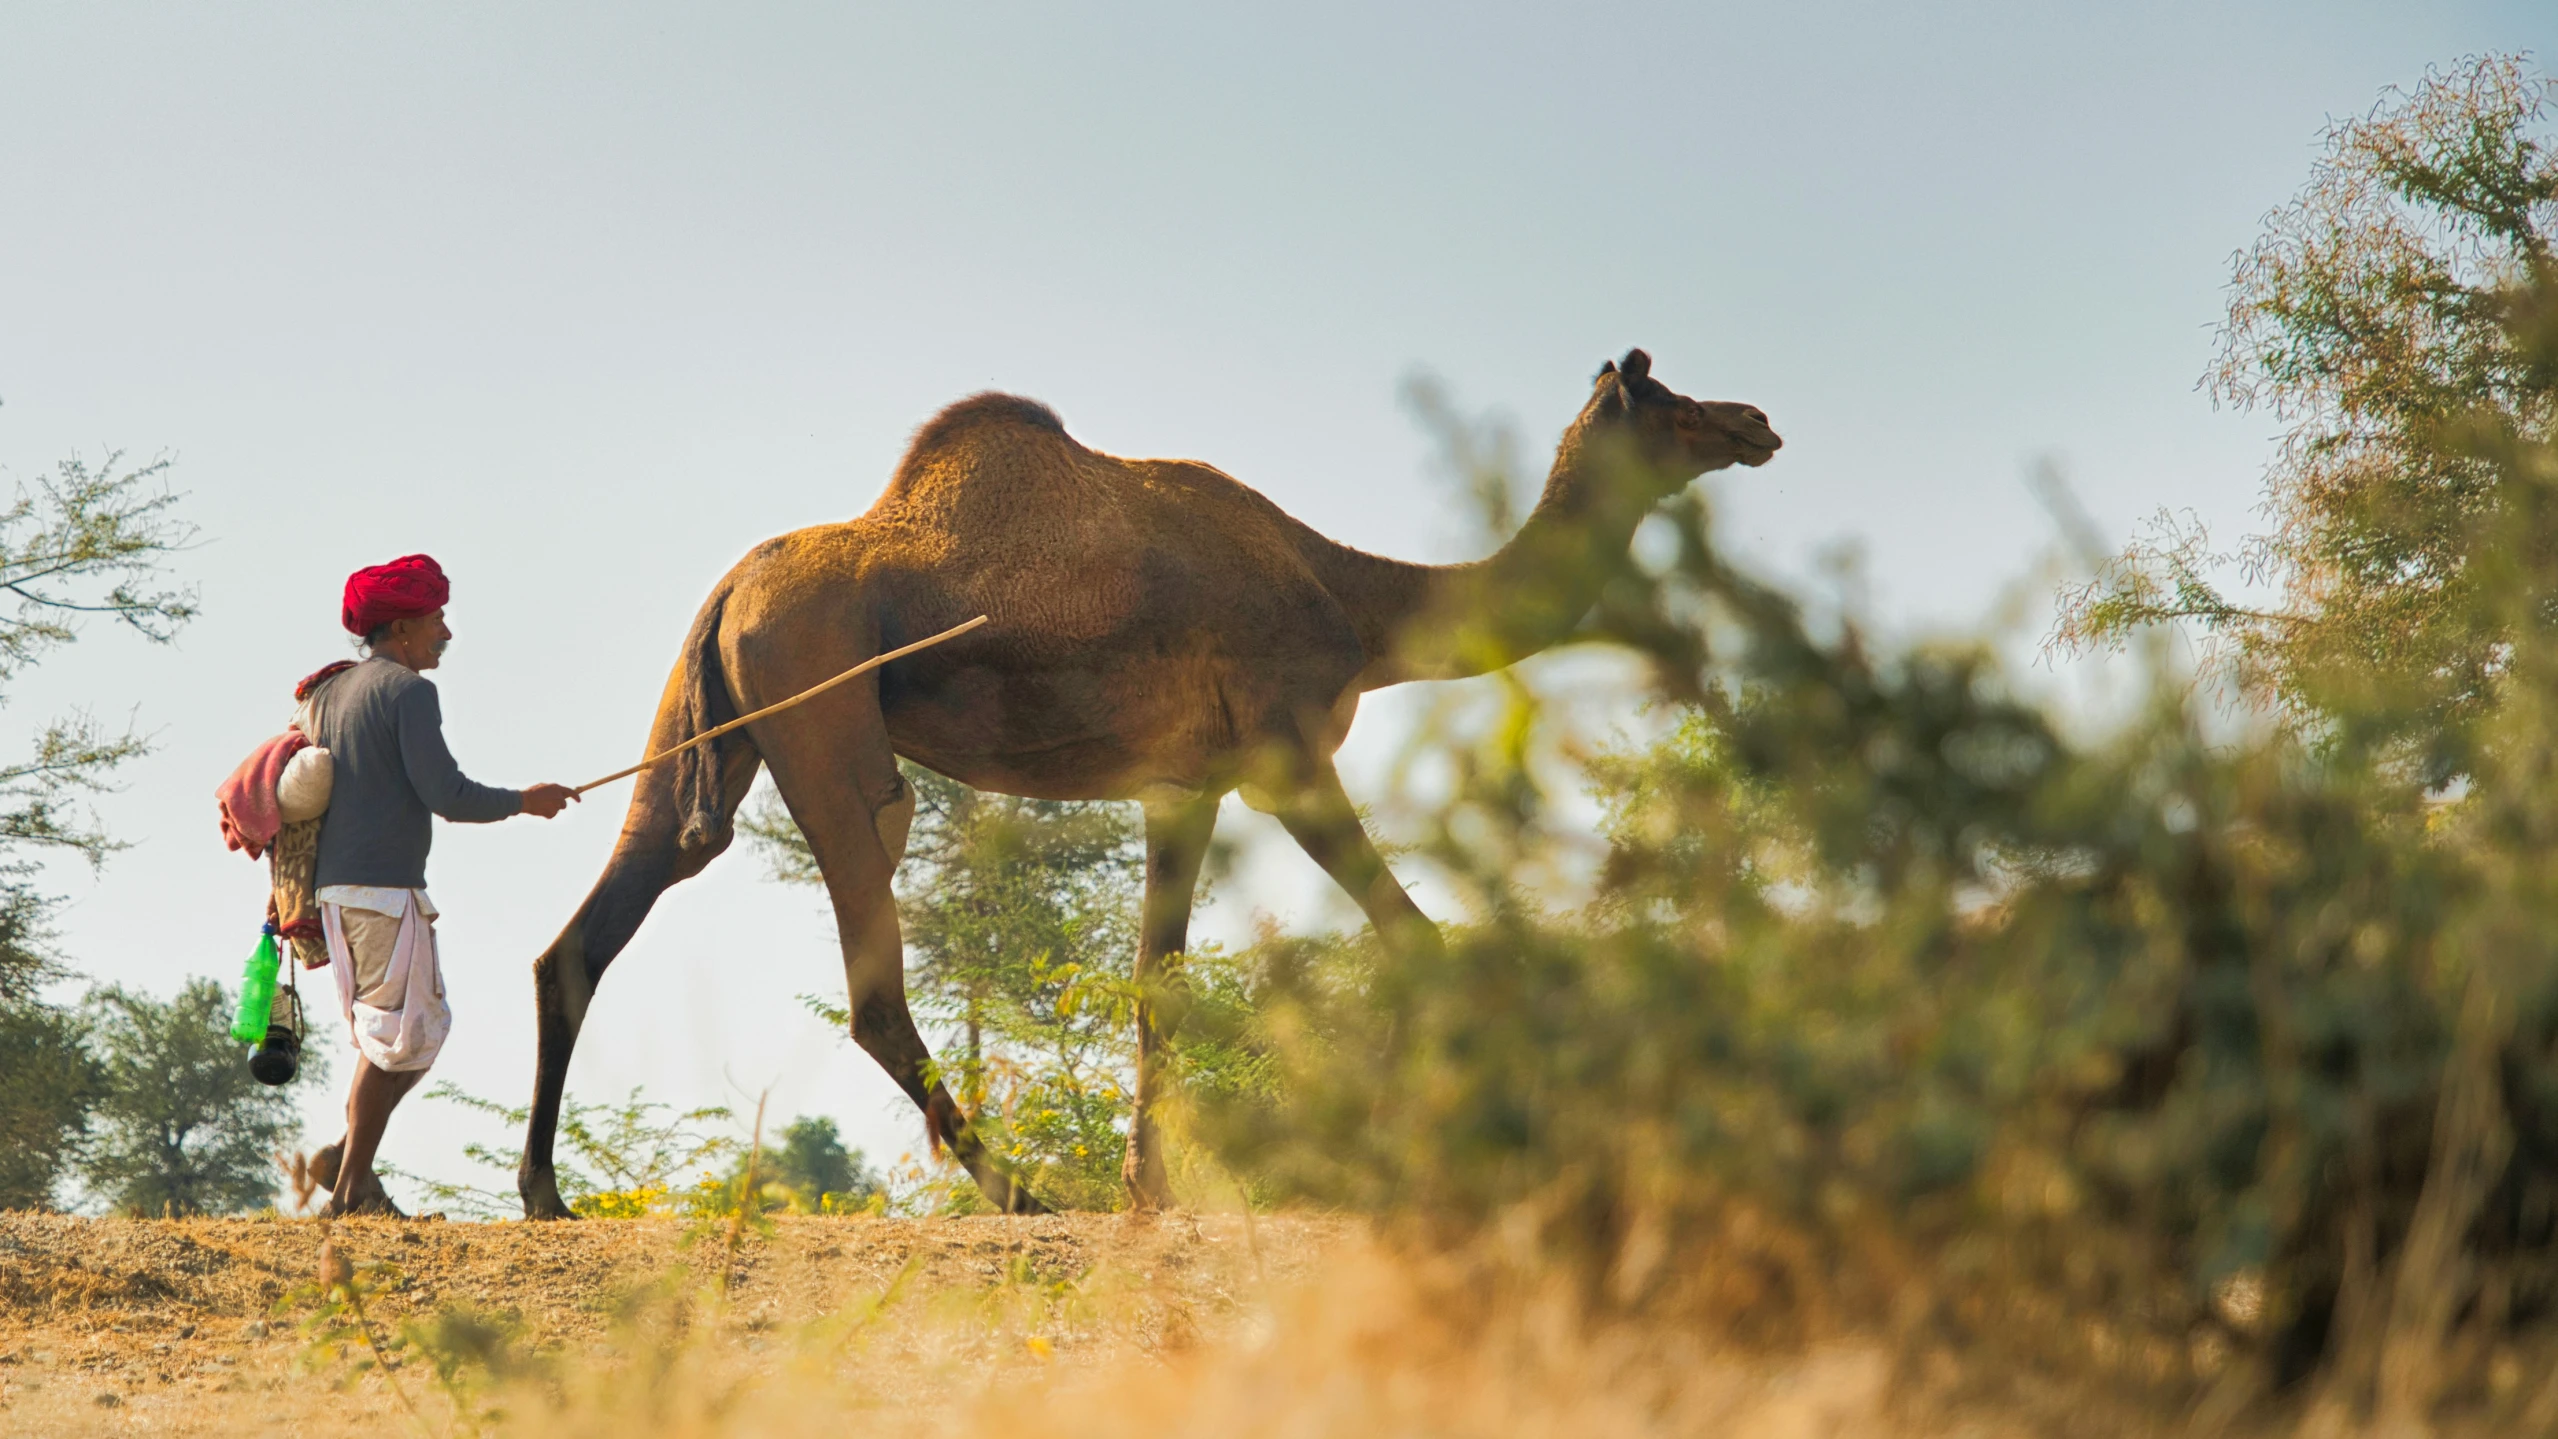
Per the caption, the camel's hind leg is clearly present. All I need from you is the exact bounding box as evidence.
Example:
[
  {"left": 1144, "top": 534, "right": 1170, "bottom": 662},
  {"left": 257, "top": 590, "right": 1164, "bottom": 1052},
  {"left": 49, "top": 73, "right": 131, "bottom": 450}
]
[
  {"left": 1123, "top": 792, "right": 1220, "bottom": 1211},
  {"left": 754, "top": 679, "right": 1048, "bottom": 1215},
  {"left": 519, "top": 743, "right": 761, "bottom": 1219}
]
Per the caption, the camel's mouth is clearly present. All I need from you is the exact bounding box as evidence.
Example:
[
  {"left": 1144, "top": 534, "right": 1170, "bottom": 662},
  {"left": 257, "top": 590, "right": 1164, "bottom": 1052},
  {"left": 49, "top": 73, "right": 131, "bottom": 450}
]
[{"left": 1731, "top": 433, "right": 1782, "bottom": 467}]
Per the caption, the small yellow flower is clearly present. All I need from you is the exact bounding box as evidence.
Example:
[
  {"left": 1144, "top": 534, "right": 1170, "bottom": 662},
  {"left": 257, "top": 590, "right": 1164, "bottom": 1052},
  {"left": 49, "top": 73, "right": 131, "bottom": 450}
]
[{"left": 1026, "top": 1335, "right": 1054, "bottom": 1362}]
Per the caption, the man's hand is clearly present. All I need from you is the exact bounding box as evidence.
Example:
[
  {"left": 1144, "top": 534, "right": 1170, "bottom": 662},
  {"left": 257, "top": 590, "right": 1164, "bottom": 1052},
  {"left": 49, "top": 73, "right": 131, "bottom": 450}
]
[{"left": 520, "top": 783, "right": 579, "bottom": 819}]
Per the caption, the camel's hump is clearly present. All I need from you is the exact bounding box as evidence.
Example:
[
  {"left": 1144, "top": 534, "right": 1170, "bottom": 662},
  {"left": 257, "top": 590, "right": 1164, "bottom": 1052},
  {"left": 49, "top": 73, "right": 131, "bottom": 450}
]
[
  {"left": 904, "top": 393, "right": 1070, "bottom": 457},
  {"left": 884, "top": 391, "right": 1095, "bottom": 503}
]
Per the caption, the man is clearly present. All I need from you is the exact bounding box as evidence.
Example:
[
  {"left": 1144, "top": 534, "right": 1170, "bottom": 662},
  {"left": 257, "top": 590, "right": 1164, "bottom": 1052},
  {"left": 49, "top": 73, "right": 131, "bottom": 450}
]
[{"left": 301, "top": 554, "right": 577, "bottom": 1217}]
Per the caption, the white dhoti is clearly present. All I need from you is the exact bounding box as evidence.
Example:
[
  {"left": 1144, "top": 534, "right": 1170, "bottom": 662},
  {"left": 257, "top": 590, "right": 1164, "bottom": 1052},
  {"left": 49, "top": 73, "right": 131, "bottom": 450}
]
[{"left": 318, "top": 885, "right": 450, "bottom": 1072}]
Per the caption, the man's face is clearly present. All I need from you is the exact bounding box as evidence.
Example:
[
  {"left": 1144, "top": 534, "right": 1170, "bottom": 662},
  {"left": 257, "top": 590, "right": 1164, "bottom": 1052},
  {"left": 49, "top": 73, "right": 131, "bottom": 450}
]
[{"left": 384, "top": 609, "right": 452, "bottom": 670}]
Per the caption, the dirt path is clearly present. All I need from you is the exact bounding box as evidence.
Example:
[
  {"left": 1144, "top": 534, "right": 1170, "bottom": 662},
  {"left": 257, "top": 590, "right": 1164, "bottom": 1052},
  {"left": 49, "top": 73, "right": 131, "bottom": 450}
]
[{"left": 0, "top": 1210, "right": 1336, "bottom": 1433}]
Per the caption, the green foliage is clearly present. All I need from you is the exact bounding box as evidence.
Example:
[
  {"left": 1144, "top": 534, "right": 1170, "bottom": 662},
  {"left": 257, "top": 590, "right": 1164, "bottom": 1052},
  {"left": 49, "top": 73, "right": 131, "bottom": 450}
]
[
  {"left": 686, "top": 1112, "right": 888, "bottom": 1217},
  {"left": 0, "top": 991, "right": 97, "bottom": 1208},
  {"left": 0, "top": 870, "right": 96, "bottom": 1209},
  {"left": 756, "top": 762, "right": 1145, "bottom": 1210},
  {"left": 0, "top": 450, "right": 201, "bottom": 881},
  {"left": 394, "top": 1083, "right": 738, "bottom": 1219},
  {"left": 0, "top": 450, "right": 198, "bottom": 668},
  {"left": 78, "top": 978, "right": 319, "bottom": 1215},
  {"left": 2055, "top": 54, "right": 2557, "bottom": 777},
  {"left": 754, "top": 1115, "right": 884, "bottom": 1214},
  {"left": 1200, "top": 230, "right": 2558, "bottom": 1420},
  {"left": 0, "top": 447, "right": 198, "bottom": 1209}
]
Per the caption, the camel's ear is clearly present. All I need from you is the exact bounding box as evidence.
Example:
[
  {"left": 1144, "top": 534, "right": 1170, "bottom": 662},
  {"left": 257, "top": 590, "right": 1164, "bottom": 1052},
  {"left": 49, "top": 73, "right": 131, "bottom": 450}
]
[
  {"left": 1595, "top": 358, "right": 1617, "bottom": 383},
  {"left": 1619, "top": 349, "right": 1651, "bottom": 383}
]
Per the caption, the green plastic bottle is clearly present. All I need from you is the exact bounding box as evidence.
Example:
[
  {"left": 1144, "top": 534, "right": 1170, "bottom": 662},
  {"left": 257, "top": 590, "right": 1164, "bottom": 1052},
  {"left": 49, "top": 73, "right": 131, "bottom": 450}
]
[{"left": 231, "top": 928, "right": 281, "bottom": 1045}]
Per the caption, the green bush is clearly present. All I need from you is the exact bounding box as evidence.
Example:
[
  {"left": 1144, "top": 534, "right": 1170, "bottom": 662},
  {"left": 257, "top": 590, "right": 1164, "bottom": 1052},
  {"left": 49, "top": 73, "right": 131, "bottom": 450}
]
[
  {"left": 393, "top": 1083, "right": 738, "bottom": 1219},
  {"left": 80, "top": 978, "right": 321, "bottom": 1215},
  {"left": 0, "top": 992, "right": 97, "bottom": 1209},
  {"left": 718, "top": 1115, "right": 885, "bottom": 1215}
]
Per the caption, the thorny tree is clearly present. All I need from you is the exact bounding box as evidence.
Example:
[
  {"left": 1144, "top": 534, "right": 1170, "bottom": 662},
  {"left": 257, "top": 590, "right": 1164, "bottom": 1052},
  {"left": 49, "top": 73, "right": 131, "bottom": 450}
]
[
  {"left": 2053, "top": 54, "right": 2557, "bottom": 779},
  {"left": 0, "top": 447, "right": 198, "bottom": 1207}
]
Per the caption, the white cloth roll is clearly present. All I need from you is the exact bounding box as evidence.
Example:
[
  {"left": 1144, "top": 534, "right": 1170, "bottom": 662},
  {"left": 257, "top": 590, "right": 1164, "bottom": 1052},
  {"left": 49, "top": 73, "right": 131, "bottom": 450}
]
[{"left": 277, "top": 746, "right": 334, "bottom": 822}]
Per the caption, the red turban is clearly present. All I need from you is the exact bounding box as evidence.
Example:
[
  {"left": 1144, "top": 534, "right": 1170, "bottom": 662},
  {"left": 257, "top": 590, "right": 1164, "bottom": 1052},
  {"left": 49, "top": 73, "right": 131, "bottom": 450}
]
[{"left": 341, "top": 554, "right": 450, "bottom": 636}]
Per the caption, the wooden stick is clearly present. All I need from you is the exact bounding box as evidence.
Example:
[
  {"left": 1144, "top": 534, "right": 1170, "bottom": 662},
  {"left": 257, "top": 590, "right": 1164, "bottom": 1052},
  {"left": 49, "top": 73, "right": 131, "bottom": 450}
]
[{"left": 572, "top": 615, "right": 988, "bottom": 796}]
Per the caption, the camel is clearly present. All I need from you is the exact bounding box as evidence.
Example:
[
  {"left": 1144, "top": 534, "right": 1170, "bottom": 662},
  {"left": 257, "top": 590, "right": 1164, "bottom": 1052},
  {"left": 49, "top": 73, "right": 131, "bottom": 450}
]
[{"left": 516, "top": 349, "right": 1780, "bottom": 1217}]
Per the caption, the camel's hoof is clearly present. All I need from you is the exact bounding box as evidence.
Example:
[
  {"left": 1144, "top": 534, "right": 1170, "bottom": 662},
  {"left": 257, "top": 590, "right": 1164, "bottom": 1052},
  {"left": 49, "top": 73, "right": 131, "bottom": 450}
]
[{"left": 519, "top": 1171, "right": 580, "bottom": 1222}]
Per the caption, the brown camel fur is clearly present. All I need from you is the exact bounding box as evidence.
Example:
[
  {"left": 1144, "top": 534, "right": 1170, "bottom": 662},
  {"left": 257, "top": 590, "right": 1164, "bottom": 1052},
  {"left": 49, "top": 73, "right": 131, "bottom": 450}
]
[{"left": 516, "top": 349, "right": 1780, "bottom": 1217}]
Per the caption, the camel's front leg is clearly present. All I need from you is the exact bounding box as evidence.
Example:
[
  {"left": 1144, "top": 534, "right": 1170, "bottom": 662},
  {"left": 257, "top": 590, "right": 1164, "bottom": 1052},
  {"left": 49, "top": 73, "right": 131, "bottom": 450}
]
[
  {"left": 1123, "top": 792, "right": 1221, "bottom": 1210},
  {"left": 1266, "top": 758, "right": 1441, "bottom": 956},
  {"left": 840, "top": 893, "right": 1046, "bottom": 1213}
]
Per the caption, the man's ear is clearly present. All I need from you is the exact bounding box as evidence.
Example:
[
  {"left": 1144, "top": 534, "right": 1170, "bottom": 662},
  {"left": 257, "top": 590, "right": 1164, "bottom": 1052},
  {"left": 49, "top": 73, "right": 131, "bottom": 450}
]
[{"left": 1619, "top": 348, "right": 1651, "bottom": 383}]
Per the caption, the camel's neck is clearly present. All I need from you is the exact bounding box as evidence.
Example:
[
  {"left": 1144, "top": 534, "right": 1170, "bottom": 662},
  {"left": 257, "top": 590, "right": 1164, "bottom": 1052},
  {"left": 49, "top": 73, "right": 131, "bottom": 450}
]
[{"left": 1312, "top": 407, "right": 1655, "bottom": 689}]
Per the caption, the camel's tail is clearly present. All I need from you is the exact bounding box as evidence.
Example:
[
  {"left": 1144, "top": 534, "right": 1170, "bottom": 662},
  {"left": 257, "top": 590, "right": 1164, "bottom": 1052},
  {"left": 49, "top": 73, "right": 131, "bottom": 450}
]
[{"left": 671, "top": 581, "right": 738, "bottom": 857}]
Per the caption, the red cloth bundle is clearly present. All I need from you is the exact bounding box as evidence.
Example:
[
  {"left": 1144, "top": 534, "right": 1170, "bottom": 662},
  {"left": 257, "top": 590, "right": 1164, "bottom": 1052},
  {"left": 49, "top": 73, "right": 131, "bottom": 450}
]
[{"left": 216, "top": 731, "right": 310, "bottom": 860}]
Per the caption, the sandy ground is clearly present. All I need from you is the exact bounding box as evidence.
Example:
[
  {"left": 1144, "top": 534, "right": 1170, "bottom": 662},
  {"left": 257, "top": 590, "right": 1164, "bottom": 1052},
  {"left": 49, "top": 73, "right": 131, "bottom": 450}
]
[{"left": 0, "top": 1209, "right": 1336, "bottom": 1435}]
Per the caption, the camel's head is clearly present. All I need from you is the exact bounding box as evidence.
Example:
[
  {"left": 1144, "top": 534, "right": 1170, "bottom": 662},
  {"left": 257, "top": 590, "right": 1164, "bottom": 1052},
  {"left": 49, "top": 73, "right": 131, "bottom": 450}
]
[{"left": 1590, "top": 348, "right": 1782, "bottom": 486}]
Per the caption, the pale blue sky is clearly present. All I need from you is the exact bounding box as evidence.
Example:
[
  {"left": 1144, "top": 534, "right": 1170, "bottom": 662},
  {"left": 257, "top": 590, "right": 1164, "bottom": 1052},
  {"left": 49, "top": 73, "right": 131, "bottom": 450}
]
[{"left": 4, "top": 4, "right": 2550, "bottom": 1205}]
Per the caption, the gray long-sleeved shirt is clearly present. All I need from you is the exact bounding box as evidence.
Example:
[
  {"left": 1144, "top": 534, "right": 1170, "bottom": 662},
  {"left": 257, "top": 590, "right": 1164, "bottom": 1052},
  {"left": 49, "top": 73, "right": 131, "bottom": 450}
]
[{"left": 302, "top": 656, "right": 520, "bottom": 889}]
